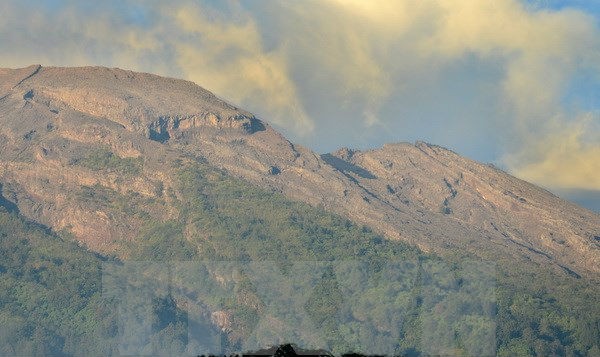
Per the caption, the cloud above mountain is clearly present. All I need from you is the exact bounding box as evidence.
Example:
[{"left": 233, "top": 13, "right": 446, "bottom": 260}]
[{"left": 1, "top": 0, "right": 599, "bottom": 198}]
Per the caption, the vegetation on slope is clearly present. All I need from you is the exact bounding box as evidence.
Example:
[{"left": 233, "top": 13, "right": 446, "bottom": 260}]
[
  {"left": 74, "top": 148, "right": 143, "bottom": 176},
  {"left": 0, "top": 160, "right": 598, "bottom": 355},
  {"left": 0, "top": 208, "right": 115, "bottom": 356}
]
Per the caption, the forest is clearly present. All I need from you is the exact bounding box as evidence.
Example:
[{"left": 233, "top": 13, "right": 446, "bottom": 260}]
[{"left": 0, "top": 160, "right": 599, "bottom": 356}]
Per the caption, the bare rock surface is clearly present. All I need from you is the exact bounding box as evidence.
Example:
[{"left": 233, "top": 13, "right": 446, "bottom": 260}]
[{"left": 0, "top": 65, "right": 598, "bottom": 277}]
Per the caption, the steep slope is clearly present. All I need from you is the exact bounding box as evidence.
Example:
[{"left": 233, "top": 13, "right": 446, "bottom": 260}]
[
  {"left": 0, "top": 65, "right": 598, "bottom": 278},
  {"left": 0, "top": 207, "right": 119, "bottom": 356},
  {"left": 0, "top": 65, "right": 600, "bottom": 355},
  {"left": 324, "top": 143, "right": 600, "bottom": 276},
  {"left": 2, "top": 161, "right": 599, "bottom": 356}
]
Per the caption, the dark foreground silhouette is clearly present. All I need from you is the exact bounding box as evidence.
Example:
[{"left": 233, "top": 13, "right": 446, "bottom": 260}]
[{"left": 196, "top": 343, "right": 386, "bottom": 357}]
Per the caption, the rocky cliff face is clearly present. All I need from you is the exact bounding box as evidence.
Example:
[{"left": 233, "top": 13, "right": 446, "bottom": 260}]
[{"left": 0, "top": 65, "right": 598, "bottom": 277}]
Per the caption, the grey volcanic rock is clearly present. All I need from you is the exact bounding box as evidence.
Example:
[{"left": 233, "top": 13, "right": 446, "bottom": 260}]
[
  {"left": 0, "top": 65, "right": 598, "bottom": 277},
  {"left": 0, "top": 64, "right": 41, "bottom": 99},
  {"left": 330, "top": 142, "right": 600, "bottom": 275}
]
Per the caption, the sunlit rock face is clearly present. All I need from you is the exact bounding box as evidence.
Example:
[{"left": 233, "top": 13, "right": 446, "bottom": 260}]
[{"left": 0, "top": 65, "right": 598, "bottom": 277}]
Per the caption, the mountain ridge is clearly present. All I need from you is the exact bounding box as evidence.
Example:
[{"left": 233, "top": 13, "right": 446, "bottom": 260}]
[
  {"left": 1, "top": 65, "right": 600, "bottom": 356},
  {"left": 0, "top": 64, "right": 598, "bottom": 277}
]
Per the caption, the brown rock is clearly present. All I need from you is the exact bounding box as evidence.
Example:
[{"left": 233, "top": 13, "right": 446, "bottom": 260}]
[{"left": 0, "top": 65, "right": 598, "bottom": 278}]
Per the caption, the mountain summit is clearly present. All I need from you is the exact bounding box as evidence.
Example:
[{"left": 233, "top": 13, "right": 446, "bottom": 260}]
[
  {"left": 1, "top": 65, "right": 600, "bottom": 356},
  {"left": 0, "top": 65, "right": 598, "bottom": 277}
]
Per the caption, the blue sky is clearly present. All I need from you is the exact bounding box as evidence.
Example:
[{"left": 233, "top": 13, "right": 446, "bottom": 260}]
[
  {"left": 528, "top": 0, "right": 600, "bottom": 13},
  {"left": 1, "top": 0, "right": 599, "bottom": 211}
]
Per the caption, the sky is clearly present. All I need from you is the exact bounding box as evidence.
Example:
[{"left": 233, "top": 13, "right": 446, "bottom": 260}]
[{"left": 1, "top": 0, "right": 599, "bottom": 212}]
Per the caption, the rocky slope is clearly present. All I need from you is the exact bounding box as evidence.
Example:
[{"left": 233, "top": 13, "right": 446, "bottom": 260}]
[{"left": 0, "top": 65, "right": 598, "bottom": 277}]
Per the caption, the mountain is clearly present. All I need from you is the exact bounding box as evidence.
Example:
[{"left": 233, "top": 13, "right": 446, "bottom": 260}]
[
  {"left": 0, "top": 65, "right": 599, "bottom": 356},
  {"left": 1, "top": 65, "right": 598, "bottom": 275}
]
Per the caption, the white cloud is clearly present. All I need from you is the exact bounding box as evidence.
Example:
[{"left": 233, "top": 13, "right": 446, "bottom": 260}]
[
  {"left": 170, "top": 3, "right": 314, "bottom": 134},
  {"left": 1, "top": 0, "right": 599, "bottom": 193},
  {"left": 506, "top": 114, "right": 600, "bottom": 190}
]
